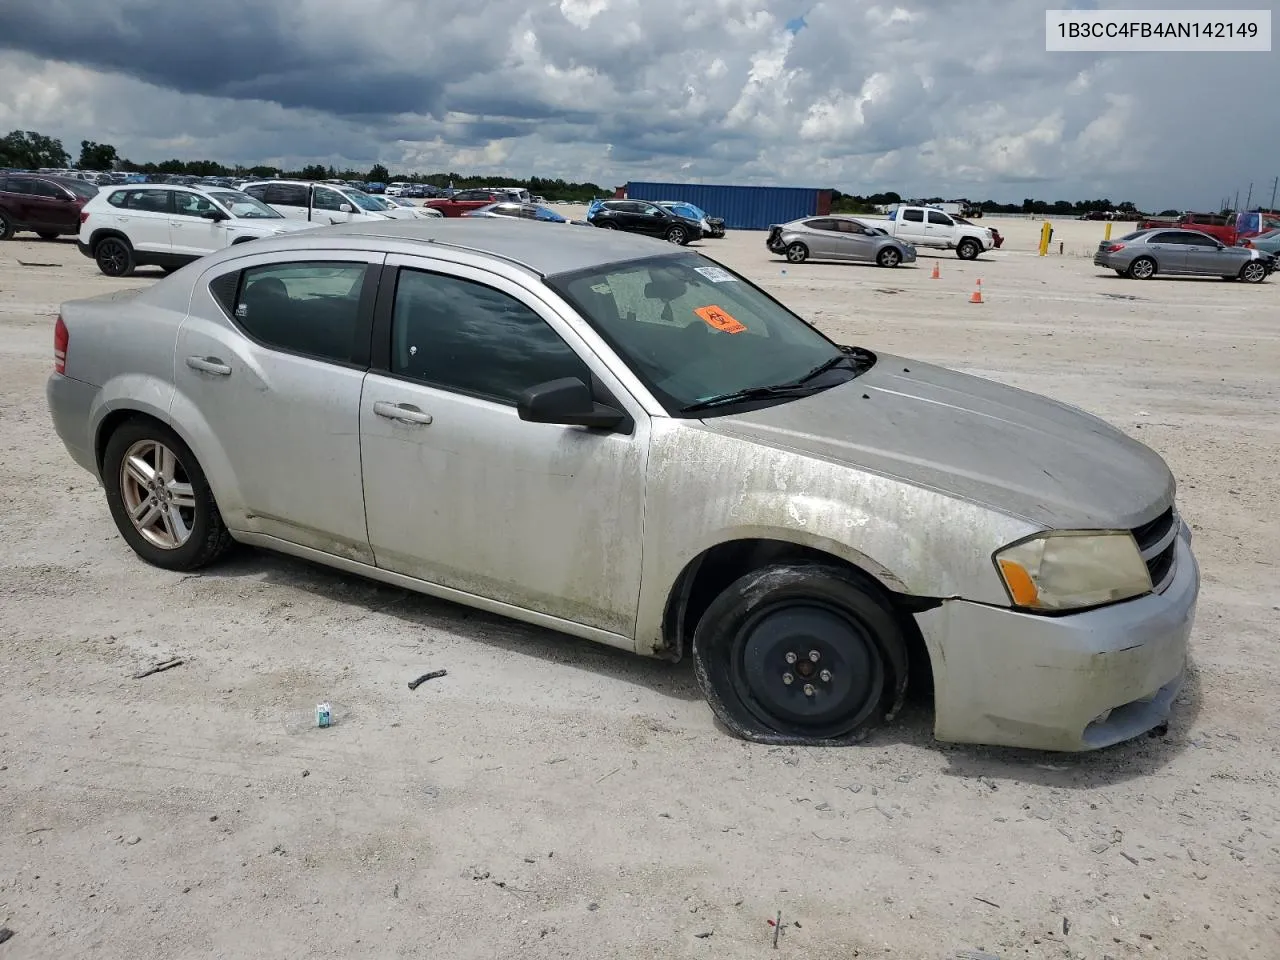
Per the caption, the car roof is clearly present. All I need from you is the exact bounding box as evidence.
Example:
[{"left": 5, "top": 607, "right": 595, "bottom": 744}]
[{"left": 225, "top": 217, "right": 687, "bottom": 278}]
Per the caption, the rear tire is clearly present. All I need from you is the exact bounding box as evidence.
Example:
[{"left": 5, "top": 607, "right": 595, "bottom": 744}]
[
  {"left": 1127, "top": 256, "right": 1156, "bottom": 280},
  {"left": 692, "top": 563, "right": 908, "bottom": 746},
  {"left": 599, "top": 220, "right": 618, "bottom": 229},
  {"left": 102, "top": 419, "right": 233, "bottom": 572},
  {"left": 38, "top": 231, "right": 60, "bottom": 241},
  {"left": 94, "top": 236, "right": 135, "bottom": 277},
  {"left": 785, "top": 242, "right": 809, "bottom": 264},
  {"left": 0, "top": 212, "right": 14, "bottom": 241}
]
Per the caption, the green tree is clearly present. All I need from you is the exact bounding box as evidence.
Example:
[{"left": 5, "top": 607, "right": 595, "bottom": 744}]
[
  {"left": 298, "top": 164, "right": 328, "bottom": 180},
  {"left": 0, "top": 129, "right": 71, "bottom": 169},
  {"left": 367, "top": 163, "right": 389, "bottom": 183},
  {"left": 78, "top": 140, "right": 118, "bottom": 170}
]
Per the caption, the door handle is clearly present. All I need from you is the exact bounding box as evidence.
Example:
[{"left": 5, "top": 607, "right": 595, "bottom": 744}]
[
  {"left": 373, "top": 401, "right": 433, "bottom": 425},
  {"left": 186, "top": 356, "right": 231, "bottom": 376}
]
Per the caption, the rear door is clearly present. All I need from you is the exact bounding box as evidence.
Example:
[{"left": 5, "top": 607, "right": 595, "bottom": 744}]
[
  {"left": 4, "top": 176, "right": 40, "bottom": 228},
  {"left": 120, "top": 188, "right": 176, "bottom": 253},
  {"left": 176, "top": 252, "right": 383, "bottom": 559},
  {"left": 1147, "top": 232, "right": 1189, "bottom": 273},
  {"left": 799, "top": 219, "right": 839, "bottom": 257},
  {"left": 896, "top": 207, "right": 928, "bottom": 243}
]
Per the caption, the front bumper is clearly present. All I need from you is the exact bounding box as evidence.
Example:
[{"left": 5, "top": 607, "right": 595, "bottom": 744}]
[
  {"left": 914, "top": 529, "right": 1198, "bottom": 751},
  {"left": 47, "top": 373, "right": 100, "bottom": 479}
]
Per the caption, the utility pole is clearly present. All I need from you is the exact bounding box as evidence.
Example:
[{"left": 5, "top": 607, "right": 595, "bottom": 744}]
[
  {"left": 1245, "top": 182, "right": 1252, "bottom": 210},
  {"left": 1233, "top": 189, "right": 1239, "bottom": 211},
  {"left": 1270, "top": 176, "right": 1278, "bottom": 212}
]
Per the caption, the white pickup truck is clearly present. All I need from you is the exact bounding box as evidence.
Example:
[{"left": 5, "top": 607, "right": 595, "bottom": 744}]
[{"left": 878, "top": 205, "right": 995, "bottom": 259}]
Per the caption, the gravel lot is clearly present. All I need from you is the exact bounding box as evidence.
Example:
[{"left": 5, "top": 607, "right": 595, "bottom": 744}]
[{"left": 1, "top": 217, "right": 1277, "bottom": 959}]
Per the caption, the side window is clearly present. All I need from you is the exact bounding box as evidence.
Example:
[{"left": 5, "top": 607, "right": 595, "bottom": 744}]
[
  {"left": 1151, "top": 232, "right": 1186, "bottom": 245},
  {"left": 805, "top": 219, "right": 836, "bottom": 231},
  {"left": 125, "top": 189, "right": 174, "bottom": 213},
  {"left": 107, "top": 190, "right": 129, "bottom": 208},
  {"left": 173, "top": 192, "right": 216, "bottom": 217},
  {"left": 835, "top": 220, "right": 860, "bottom": 233},
  {"left": 32, "top": 180, "right": 64, "bottom": 199},
  {"left": 234, "top": 261, "right": 368, "bottom": 364},
  {"left": 927, "top": 210, "right": 952, "bottom": 225},
  {"left": 312, "top": 188, "right": 346, "bottom": 211},
  {"left": 265, "top": 184, "right": 308, "bottom": 206},
  {"left": 903, "top": 209, "right": 924, "bottom": 222},
  {"left": 390, "top": 269, "right": 590, "bottom": 404},
  {"left": 243, "top": 184, "right": 269, "bottom": 201},
  {"left": 7, "top": 177, "right": 36, "bottom": 195},
  {"left": 453, "top": 190, "right": 477, "bottom": 201}
]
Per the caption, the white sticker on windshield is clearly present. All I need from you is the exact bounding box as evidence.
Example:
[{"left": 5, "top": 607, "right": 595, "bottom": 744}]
[
  {"left": 694, "top": 265, "right": 738, "bottom": 283},
  {"left": 590, "top": 283, "right": 612, "bottom": 295}
]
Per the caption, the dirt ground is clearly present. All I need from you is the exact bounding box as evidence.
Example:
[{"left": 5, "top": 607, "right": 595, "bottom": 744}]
[{"left": 1, "top": 217, "right": 1277, "bottom": 960}]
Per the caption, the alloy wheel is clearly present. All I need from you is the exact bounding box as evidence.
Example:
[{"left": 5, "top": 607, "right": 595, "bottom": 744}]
[{"left": 119, "top": 439, "right": 198, "bottom": 549}]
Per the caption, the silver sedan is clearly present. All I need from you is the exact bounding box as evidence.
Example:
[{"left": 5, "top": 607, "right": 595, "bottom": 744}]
[
  {"left": 1095, "top": 228, "right": 1271, "bottom": 282},
  {"left": 47, "top": 220, "right": 1196, "bottom": 752},
  {"left": 767, "top": 215, "right": 916, "bottom": 267}
]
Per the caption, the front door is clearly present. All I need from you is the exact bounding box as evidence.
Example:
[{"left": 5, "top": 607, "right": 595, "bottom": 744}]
[
  {"left": 175, "top": 252, "right": 383, "bottom": 560},
  {"left": 28, "top": 179, "right": 79, "bottom": 233},
  {"left": 360, "top": 256, "right": 648, "bottom": 637},
  {"left": 1179, "top": 234, "right": 1226, "bottom": 275},
  {"left": 169, "top": 191, "right": 226, "bottom": 256},
  {"left": 832, "top": 219, "right": 878, "bottom": 261},
  {"left": 924, "top": 209, "right": 956, "bottom": 246}
]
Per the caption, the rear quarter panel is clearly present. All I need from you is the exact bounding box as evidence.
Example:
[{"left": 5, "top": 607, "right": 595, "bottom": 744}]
[{"left": 61, "top": 285, "right": 187, "bottom": 469}]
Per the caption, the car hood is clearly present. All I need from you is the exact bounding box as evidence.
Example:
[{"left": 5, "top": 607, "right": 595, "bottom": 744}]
[
  {"left": 702, "top": 353, "right": 1174, "bottom": 530},
  {"left": 245, "top": 220, "right": 321, "bottom": 233}
]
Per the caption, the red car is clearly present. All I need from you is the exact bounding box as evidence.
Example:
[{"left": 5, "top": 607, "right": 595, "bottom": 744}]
[
  {"left": 0, "top": 173, "right": 100, "bottom": 240},
  {"left": 422, "top": 189, "right": 511, "bottom": 217}
]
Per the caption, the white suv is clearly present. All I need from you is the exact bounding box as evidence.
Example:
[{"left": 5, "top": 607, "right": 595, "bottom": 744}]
[
  {"left": 78, "top": 184, "right": 320, "bottom": 277},
  {"left": 239, "top": 180, "right": 439, "bottom": 223}
]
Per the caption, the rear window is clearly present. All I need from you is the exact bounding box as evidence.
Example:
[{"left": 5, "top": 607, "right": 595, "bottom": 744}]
[{"left": 63, "top": 179, "right": 99, "bottom": 199}]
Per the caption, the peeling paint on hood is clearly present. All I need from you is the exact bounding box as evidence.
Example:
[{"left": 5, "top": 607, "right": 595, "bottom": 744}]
[{"left": 700, "top": 353, "right": 1174, "bottom": 531}]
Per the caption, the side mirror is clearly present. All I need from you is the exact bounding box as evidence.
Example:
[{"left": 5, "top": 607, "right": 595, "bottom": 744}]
[
  {"left": 339, "top": 203, "right": 353, "bottom": 213},
  {"left": 517, "top": 377, "right": 626, "bottom": 429},
  {"left": 201, "top": 209, "right": 230, "bottom": 221}
]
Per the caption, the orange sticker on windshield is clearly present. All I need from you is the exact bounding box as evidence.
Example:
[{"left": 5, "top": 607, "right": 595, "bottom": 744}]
[{"left": 694, "top": 305, "right": 747, "bottom": 334}]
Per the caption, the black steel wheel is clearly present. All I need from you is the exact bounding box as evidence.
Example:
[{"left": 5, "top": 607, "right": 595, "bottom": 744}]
[
  {"left": 0, "top": 212, "right": 14, "bottom": 241},
  {"left": 94, "top": 236, "right": 135, "bottom": 277},
  {"left": 692, "top": 563, "right": 908, "bottom": 745},
  {"left": 956, "top": 239, "right": 980, "bottom": 260}
]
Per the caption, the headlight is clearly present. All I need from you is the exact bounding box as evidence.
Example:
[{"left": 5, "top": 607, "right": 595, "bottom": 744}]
[{"left": 994, "top": 531, "right": 1151, "bottom": 611}]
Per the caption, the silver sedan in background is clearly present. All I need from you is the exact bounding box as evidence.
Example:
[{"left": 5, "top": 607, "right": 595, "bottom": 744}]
[
  {"left": 767, "top": 215, "right": 916, "bottom": 267},
  {"left": 1095, "top": 228, "right": 1272, "bottom": 282}
]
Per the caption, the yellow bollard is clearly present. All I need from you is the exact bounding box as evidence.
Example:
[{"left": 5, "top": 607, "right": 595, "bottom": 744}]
[
  {"left": 1038, "top": 221, "right": 1053, "bottom": 256},
  {"left": 1104, "top": 222, "right": 1113, "bottom": 242}
]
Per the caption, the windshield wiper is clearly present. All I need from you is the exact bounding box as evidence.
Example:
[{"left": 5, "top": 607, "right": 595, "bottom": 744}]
[
  {"left": 787, "top": 353, "right": 860, "bottom": 387},
  {"left": 679, "top": 383, "right": 813, "bottom": 414},
  {"left": 679, "top": 354, "right": 865, "bottom": 414}
]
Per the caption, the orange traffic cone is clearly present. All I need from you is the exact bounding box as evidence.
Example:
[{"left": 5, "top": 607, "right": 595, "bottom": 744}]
[
  {"left": 930, "top": 262, "right": 940, "bottom": 279},
  {"left": 969, "top": 281, "right": 983, "bottom": 303}
]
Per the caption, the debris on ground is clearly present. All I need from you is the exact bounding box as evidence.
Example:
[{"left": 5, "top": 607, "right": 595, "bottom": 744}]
[
  {"left": 16, "top": 260, "right": 61, "bottom": 268},
  {"left": 407, "top": 669, "right": 448, "bottom": 691},
  {"left": 132, "top": 657, "right": 184, "bottom": 679},
  {"left": 0, "top": 928, "right": 14, "bottom": 945}
]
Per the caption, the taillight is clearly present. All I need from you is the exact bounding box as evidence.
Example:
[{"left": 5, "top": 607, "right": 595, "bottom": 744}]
[
  {"left": 54, "top": 314, "right": 68, "bottom": 374},
  {"left": 1105, "top": 243, "right": 1125, "bottom": 252},
  {"left": 80, "top": 211, "right": 90, "bottom": 225}
]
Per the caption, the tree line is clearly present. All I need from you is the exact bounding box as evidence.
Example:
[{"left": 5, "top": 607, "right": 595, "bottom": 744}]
[{"left": 3, "top": 128, "right": 1181, "bottom": 215}]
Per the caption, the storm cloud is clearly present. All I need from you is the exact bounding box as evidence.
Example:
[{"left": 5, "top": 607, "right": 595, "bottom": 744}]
[{"left": 0, "top": 0, "right": 1275, "bottom": 208}]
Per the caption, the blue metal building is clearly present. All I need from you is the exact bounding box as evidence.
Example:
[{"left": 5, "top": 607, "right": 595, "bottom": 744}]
[{"left": 624, "top": 182, "right": 832, "bottom": 231}]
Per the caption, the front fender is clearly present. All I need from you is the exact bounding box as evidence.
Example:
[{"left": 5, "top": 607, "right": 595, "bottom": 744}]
[{"left": 633, "top": 422, "right": 1033, "bottom": 655}]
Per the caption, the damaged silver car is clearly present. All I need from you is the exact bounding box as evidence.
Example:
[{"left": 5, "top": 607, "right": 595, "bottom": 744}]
[{"left": 47, "top": 219, "right": 1197, "bottom": 752}]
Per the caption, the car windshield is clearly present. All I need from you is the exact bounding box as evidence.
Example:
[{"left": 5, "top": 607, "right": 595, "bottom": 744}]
[
  {"left": 338, "top": 188, "right": 383, "bottom": 212},
  {"left": 547, "top": 254, "right": 866, "bottom": 415},
  {"left": 209, "top": 191, "right": 283, "bottom": 219}
]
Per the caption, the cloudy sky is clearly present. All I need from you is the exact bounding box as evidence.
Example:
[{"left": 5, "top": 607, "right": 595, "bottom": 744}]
[{"left": 0, "top": 0, "right": 1275, "bottom": 208}]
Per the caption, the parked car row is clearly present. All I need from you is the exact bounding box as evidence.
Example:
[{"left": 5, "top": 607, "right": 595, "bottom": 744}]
[{"left": 0, "top": 172, "right": 100, "bottom": 240}]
